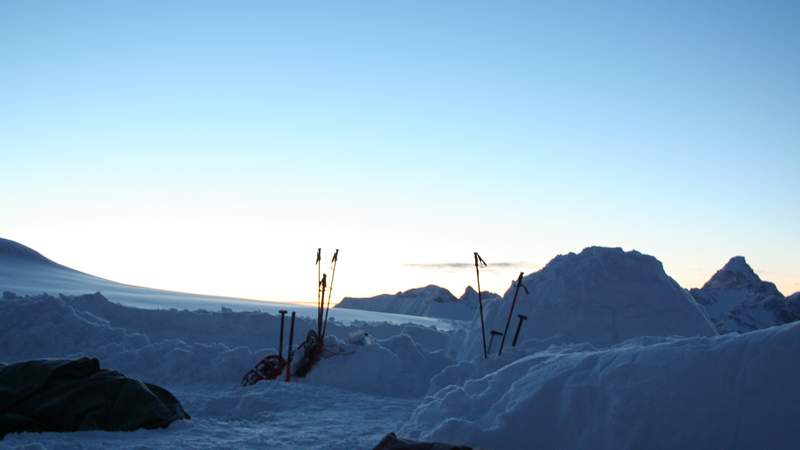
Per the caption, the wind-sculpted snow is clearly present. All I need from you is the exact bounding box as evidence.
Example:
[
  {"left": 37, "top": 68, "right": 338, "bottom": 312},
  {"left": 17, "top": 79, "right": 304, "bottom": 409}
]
[
  {"left": 402, "top": 322, "right": 800, "bottom": 450},
  {"left": 691, "top": 256, "right": 798, "bottom": 333},
  {"left": 463, "top": 247, "right": 716, "bottom": 359},
  {"left": 0, "top": 292, "right": 454, "bottom": 394}
]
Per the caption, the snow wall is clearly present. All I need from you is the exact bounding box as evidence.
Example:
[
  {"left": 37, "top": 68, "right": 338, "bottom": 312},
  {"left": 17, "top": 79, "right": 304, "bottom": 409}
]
[{"left": 403, "top": 321, "right": 800, "bottom": 450}]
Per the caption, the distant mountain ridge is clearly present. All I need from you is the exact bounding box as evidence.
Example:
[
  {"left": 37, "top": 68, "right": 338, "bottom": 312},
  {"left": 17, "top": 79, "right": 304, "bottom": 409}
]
[
  {"left": 691, "top": 256, "right": 798, "bottom": 333},
  {"left": 336, "top": 285, "right": 500, "bottom": 321}
]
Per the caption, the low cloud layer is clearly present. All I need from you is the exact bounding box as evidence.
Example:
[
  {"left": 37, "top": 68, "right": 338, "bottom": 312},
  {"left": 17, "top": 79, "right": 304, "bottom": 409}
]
[{"left": 405, "top": 261, "right": 536, "bottom": 270}]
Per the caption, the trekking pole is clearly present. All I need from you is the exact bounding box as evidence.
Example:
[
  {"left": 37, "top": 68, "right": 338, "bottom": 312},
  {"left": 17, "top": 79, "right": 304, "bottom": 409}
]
[
  {"left": 498, "top": 272, "right": 528, "bottom": 356},
  {"left": 512, "top": 314, "right": 528, "bottom": 347},
  {"left": 488, "top": 330, "right": 503, "bottom": 355},
  {"left": 318, "top": 274, "right": 327, "bottom": 336},
  {"left": 322, "top": 249, "right": 339, "bottom": 339},
  {"left": 474, "top": 252, "right": 488, "bottom": 359},
  {"left": 315, "top": 248, "right": 322, "bottom": 334},
  {"left": 286, "top": 311, "right": 296, "bottom": 382},
  {"left": 278, "top": 310, "right": 287, "bottom": 359}
]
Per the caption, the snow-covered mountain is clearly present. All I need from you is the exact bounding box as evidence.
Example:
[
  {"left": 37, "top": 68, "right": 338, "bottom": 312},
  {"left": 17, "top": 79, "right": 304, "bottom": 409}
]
[
  {"left": 0, "top": 237, "right": 449, "bottom": 329},
  {"left": 465, "top": 247, "right": 717, "bottom": 356},
  {"left": 690, "top": 256, "right": 798, "bottom": 333},
  {"left": 336, "top": 285, "right": 499, "bottom": 321}
]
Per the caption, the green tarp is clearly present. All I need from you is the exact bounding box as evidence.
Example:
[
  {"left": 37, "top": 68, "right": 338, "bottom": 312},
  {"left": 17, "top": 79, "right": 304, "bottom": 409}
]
[{"left": 0, "top": 357, "right": 189, "bottom": 438}]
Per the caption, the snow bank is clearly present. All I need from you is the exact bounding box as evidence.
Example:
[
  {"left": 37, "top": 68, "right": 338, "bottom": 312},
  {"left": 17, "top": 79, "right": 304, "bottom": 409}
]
[
  {"left": 402, "top": 322, "right": 800, "bottom": 450},
  {"left": 0, "top": 292, "right": 454, "bottom": 396},
  {"left": 691, "top": 256, "right": 798, "bottom": 333},
  {"left": 463, "top": 247, "right": 716, "bottom": 359},
  {"left": 302, "top": 333, "right": 452, "bottom": 398}
]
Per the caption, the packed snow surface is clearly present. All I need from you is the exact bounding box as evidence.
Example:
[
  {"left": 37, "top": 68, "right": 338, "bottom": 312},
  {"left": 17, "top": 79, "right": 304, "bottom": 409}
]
[
  {"left": 403, "top": 322, "right": 800, "bottom": 450},
  {"left": 691, "top": 256, "right": 797, "bottom": 333},
  {"left": 0, "top": 292, "right": 452, "bottom": 449}
]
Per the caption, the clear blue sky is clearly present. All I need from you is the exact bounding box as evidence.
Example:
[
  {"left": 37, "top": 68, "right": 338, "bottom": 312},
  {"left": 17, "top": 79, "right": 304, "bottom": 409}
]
[{"left": 2, "top": 0, "right": 798, "bottom": 301}]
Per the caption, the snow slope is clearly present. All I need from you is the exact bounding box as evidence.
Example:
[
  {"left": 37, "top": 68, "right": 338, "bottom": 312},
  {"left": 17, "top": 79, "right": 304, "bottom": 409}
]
[
  {"left": 463, "top": 247, "right": 716, "bottom": 358},
  {"left": 337, "top": 285, "right": 498, "bottom": 321},
  {"left": 690, "top": 256, "right": 797, "bottom": 333},
  {"left": 0, "top": 237, "right": 450, "bottom": 330},
  {"left": 403, "top": 322, "right": 800, "bottom": 450}
]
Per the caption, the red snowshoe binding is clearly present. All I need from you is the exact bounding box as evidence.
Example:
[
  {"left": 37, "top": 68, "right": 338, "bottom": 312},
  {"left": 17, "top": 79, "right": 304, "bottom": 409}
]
[{"left": 241, "top": 354, "right": 286, "bottom": 386}]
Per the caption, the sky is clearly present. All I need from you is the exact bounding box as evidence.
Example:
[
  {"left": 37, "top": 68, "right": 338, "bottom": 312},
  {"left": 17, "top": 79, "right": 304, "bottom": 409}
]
[{"left": 1, "top": 0, "right": 798, "bottom": 303}]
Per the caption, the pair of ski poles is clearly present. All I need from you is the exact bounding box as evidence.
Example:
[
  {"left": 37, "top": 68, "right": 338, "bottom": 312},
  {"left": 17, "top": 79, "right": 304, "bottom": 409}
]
[{"left": 316, "top": 248, "right": 339, "bottom": 340}]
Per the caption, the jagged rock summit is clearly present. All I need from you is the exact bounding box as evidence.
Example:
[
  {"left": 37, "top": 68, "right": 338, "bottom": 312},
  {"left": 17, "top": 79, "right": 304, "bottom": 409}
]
[
  {"left": 691, "top": 256, "right": 797, "bottom": 333},
  {"left": 467, "top": 247, "right": 717, "bottom": 354}
]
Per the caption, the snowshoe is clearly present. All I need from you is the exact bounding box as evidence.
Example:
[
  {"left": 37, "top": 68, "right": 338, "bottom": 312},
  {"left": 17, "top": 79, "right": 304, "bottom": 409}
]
[
  {"left": 241, "top": 354, "right": 286, "bottom": 386},
  {"left": 293, "top": 330, "right": 324, "bottom": 378}
]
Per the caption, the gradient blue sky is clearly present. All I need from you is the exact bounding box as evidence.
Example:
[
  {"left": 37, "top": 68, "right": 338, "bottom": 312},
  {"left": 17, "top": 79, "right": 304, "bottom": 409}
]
[{"left": 2, "top": 0, "right": 798, "bottom": 302}]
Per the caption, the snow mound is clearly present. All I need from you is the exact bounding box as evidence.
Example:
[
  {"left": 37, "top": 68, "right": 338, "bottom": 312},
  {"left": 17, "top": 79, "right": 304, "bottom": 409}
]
[
  {"left": 691, "top": 256, "right": 797, "bottom": 333},
  {"left": 337, "top": 285, "right": 485, "bottom": 321},
  {"left": 402, "top": 322, "right": 800, "bottom": 450},
  {"left": 464, "top": 247, "right": 716, "bottom": 357}
]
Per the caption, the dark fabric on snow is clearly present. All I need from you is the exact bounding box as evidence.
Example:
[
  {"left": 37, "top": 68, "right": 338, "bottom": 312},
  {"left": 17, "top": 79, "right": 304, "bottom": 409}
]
[
  {"left": 373, "top": 432, "right": 474, "bottom": 450},
  {"left": 0, "top": 357, "right": 189, "bottom": 438}
]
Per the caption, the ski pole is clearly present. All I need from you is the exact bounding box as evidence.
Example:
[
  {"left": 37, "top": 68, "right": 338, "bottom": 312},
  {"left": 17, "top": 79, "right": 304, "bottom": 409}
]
[
  {"left": 278, "top": 310, "right": 287, "bottom": 360},
  {"left": 499, "top": 272, "right": 528, "bottom": 356},
  {"left": 488, "top": 330, "right": 503, "bottom": 355},
  {"left": 286, "top": 311, "right": 296, "bottom": 382},
  {"left": 512, "top": 314, "right": 528, "bottom": 347},
  {"left": 318, "top": 274, "right": 327, "bottom": 336},
  {"left": 322, "top": 249, "right": 339, "bottom": 339},
  {"left": 474, "top": 252, "right": 488, "bottom": 359}
]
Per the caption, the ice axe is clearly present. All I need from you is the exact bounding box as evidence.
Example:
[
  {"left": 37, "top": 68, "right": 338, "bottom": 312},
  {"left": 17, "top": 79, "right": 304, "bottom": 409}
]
[
  {"left": 278, "top": 310, "right": 287, "bottom": 360},
  {"left": 487, "top": 330, "right": 503, "bottom": 355},
  {"left": 498, "top": 272, "right": 528, "bottom": 356},
  {"left": 286, "top": 311, "right": 296, "bottom": 382},
  {"left": 474, "top": 252, "right": 488, "bottom": 359},
  {"left": 512, "top": 314, "right": 528, "bottom": 347}
]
